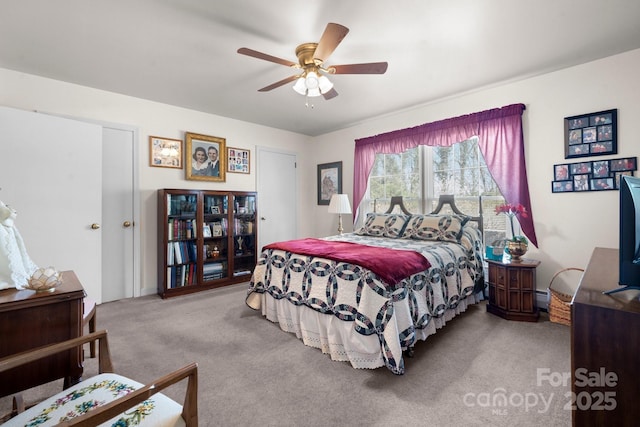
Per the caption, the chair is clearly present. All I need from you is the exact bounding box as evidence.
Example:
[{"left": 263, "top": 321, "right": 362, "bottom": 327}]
[
  {"left": 0, "top": 330, "right": 198, "bottom": 426},
  {"left": 83, "top": 298, "right": 97, "bottom": 358}
]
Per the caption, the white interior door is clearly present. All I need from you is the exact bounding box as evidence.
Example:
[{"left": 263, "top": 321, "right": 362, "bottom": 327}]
[
  {"left": 256, "top": 147, "right": 297, "bottom": 250},
  {"left": 101, "top": 126, "right": 136, "bottom": 302},
  {"left": 0, "top": 106, "right": 102, "bottom": 301}
]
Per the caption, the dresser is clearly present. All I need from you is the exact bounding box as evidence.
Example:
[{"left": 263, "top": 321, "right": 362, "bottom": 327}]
[
  {"left": 486, "top": 258, "right": 540, "bottom": 321},
  {"left": 0, "top": 270, "right": 85, "bottom": 397},
  {"left": 571, "top": 247, "right": 640, "bottom": 426}
]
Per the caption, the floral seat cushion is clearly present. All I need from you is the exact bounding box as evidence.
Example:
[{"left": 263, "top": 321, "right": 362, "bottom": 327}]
[{"left": 5, "top": 373, "right": 185, "bottom": 427}]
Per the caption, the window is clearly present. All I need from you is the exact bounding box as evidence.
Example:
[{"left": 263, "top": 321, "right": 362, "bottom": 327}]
[{"left": 363, "top": 138, "right": 507, "bottom": 244}]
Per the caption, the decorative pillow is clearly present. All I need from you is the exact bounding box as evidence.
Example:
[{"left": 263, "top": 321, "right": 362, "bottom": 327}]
[
  {"left": 355, "top": 213, "right": 410, "bottom": 238},
  {"left": 459, "top": 221, "right": 482, "bottom": 251},
  {"left": 401, "top": 214, "right": 469, "bottom": 242}
]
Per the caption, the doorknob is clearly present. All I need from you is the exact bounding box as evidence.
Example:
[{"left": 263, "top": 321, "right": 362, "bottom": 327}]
[
  {"left": 91, "top": 223, "right": 101, "bottom": 230},
  {"left": 260, "top": 217, "right": 266, "bottom": 221},
  {"left": 123, "top": 221, "right": 132, "bottom": 227}
]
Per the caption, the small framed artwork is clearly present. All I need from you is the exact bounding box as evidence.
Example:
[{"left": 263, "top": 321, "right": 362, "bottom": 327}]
[
  {"left": 317, "top": 161, "right": 342, "bottom": 205},
  {"left": 570, "top": 162, "right": 591, "bottom": 175},
  {"left": 185, "top": 132, "right": 226, "bottom": 182},
  {"left": 212, "top": 222, "right": 223, "bottom": 237},
  {"left": 210, "top": 206, "right": 220, "bottom": 214},
  {"left": 564, "top": 109, "right": 617, "bottom": 159},
  {"left": 573, "top": 174, "right": 590, "bottom": 192},
  {"left": 552, "top": 181, "right": 574, "bottom": 193},
  {"left": 610, "top": 157, "right": 637, "bottom": 172},
  {"left": 227, "top": 147, "right": 250, "bottom": 174},
  {"left": 149, "top": 136, "right": 182, "bottom": 168},
  {"left": 590, "top": 178, "right": 615, "bottom": 191},
  {"left": 202, "top": 224, "right": 212, "bottom": 238},
  {"left": 554, "top": 164, "right": 570, "bottom": 181},
  {"left": 592, "top": 160, "right": 610, "bottom": 178}
]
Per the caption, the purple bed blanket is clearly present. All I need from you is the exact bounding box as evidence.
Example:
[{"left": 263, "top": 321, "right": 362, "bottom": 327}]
[{"left": 264, "top": 238, "right": 431, "bottom": 286}]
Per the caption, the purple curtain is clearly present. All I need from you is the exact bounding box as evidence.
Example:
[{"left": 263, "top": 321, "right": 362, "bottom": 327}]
[{"left": 353, "top": 103, "right": 538, "bottom": 247}]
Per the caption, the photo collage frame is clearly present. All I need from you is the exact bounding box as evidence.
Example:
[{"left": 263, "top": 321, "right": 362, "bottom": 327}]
[
  {"left": 564, "top": 109, "right": 617, "bottom": 159},
  {"left": 552, "top": 157, "right": 637, "bottom": 193}
]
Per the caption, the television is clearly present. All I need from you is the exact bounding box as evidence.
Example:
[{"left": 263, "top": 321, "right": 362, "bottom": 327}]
[{"left": 604, "top": 174, "right": 640, "bottom": 295}]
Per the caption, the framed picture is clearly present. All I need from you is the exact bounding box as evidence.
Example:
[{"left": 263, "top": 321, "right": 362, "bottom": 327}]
[
  {"left": 202, "top": 224, "right": 212, "bottom": 238},
  {"left": 552, "top": 181, "right": 574, "bottom": 193},
  {"left": 592, "top": 160, "right": 610, "bottom": 178},
  {"left": 227, "top": 147, "right": 250, "bottom": 174},
  {"left": 570, "top": 162, "right": 591, "bottom": 175},
  {"left": 590, "top": 178, "right": 615, "bottom": 191},
  {"left": 149, "top": 136, "right": 182, "bottom": 168},
  {"left": 210, "top": 206, "right": 220, "bottom": 214},
  {"left": 185, "top": 132, "right": 226, "bottom": 182},
  {"left": 564, "top": 109, "right": 617, "bottom": 159},
  {"left": 211, "top": 222, "right": 223, "bottom": 237},
  {"left": 317, "top": 161, "right": 342, "bottom": 205},
  {"left": 554, "top": 164, "right": 570, "bottom": 181},
  {"left": 573, "top": 174, "right": 590, "bottom": 192},
  {"left": 610, "top": 157, "right": 637, "bottom": 172}
]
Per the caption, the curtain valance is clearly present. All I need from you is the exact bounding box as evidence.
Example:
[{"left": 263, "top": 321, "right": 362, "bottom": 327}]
[{"left": 354, "top": 103, "right": 538, "bottom": 247}]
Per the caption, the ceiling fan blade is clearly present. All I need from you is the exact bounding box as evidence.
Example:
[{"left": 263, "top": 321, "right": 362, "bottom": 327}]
[
  {"left": 237, "top": 47, "right": 297, "bottom": 68},
  {"left": 322, "top": 88, "right": 339, "bottom": 100},
  {"left": 313, "top": 23, "right": 349, "bottom": 63},
  {"left": 258, "top": 75, "right": 299, "bottom": 92},
  {"left": 330, "top": 62, "right": 388, "bottom": 74}
]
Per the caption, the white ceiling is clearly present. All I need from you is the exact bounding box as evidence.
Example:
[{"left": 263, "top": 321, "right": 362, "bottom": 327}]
[{"left": 1, "top": 1, "right": 640, "bottom": 136}]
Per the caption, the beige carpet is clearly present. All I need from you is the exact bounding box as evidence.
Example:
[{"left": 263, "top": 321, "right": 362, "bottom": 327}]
[{"left": 1, "top": 283, "right": 571, "bottom": 426}]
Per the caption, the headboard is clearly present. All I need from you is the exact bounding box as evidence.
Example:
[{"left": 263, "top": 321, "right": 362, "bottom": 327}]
[
  {"left": 430, "top": 194, "right": 484, "bottom": 235},
  {"left": 382, "top": 194, "right": 484, "bottom": 235}
]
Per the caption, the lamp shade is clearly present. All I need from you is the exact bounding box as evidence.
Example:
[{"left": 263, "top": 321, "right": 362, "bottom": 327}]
[{"left": 328, "top": 194, "right": 352, "bottom": 214}]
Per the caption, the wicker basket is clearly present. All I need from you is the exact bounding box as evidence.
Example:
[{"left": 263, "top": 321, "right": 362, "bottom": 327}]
[{"left": 548, "top": 268, "right": 584, "bottom": 326}]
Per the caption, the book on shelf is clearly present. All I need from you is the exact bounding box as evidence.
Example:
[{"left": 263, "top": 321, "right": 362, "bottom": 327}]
[
  {"left": 203, "top": 271, "right": 226, "bottom": 280},
  {"left": 233, "top": 269, "right": 252, "bottom": 277},
  {"left": 203, "top": 262, "right": 225, "bottom": 273}
]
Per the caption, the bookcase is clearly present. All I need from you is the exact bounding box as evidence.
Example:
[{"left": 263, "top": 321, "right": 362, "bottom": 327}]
[{"left": 157, "top": 189, "right": 257, "bottom": 298}]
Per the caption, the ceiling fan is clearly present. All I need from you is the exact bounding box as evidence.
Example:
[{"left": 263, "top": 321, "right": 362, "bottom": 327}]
[{"left": 237, "top": 23, "right": 388, "bottom": 100}]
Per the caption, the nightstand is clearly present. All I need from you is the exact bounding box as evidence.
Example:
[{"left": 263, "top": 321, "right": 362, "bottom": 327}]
[{"left": 486, "top": 258, "right": 540, "bottom": 322}]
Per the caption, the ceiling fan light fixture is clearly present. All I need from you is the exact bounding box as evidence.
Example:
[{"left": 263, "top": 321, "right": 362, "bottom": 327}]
[
  {"left": 318, "top": 75, "right": 333, "bottom": 94},
  {"left": 307, "top": 87, "right": 321, "bottom": 97},
  {"left": 305, "top": 71, "right": 320, "bottom": 90},
  {"left": 292, "top": 77, "right": 307, "bottom": 95}
]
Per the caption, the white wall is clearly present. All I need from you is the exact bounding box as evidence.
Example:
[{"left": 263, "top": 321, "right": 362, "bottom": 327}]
[
  {"left": 310, "top": 48, "right": 640, "bottom": 292},
  {"left": 0, "top": 68, "right": 313, "bottom": 296}
]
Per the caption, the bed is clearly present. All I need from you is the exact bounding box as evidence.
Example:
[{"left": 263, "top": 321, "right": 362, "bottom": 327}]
[{"left": 246, "top": 195, "right": 484, "bottom": 375}]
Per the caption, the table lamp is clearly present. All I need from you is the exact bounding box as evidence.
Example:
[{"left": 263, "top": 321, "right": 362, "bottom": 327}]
[{"left": 328, "top": 194, "right": 352, "bottom": 235}]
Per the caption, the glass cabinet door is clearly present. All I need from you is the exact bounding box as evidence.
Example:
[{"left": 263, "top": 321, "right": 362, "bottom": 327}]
[
  {"left": 166, "top": 192, "right": 198, "bottom": 288},
  {"left": 202, "top": 193, "right": 229, "bottom": 282},
  {"left": 232, "top": 194, "right": 256, "bottom": 278}
]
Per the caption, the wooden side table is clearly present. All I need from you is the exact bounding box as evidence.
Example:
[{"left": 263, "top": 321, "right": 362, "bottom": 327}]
[
  {"left": 0, "top": 270, "right": 85, "bottom": 397},
  {"left": 486, "top": 258, "right": 540, "bottom": 322}
]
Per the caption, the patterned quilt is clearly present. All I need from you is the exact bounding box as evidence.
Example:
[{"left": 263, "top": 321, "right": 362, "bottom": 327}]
[{"left": 247, "top": 227, "right": 483, "bottom": 374}]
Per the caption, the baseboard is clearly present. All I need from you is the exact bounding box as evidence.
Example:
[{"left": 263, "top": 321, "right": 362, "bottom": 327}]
[{"left": 536, "top": 289, "right": 549, "bottom": 311}]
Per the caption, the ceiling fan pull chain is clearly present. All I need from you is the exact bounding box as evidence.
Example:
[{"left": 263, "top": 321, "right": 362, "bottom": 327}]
[{"left": 305, "top": 94, "right": 315, "bottom": 109}]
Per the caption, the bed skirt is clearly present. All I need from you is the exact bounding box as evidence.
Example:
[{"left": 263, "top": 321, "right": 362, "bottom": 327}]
[{"left": 258, "top": 291, "right": 479, "bottom": 372}]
